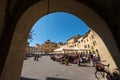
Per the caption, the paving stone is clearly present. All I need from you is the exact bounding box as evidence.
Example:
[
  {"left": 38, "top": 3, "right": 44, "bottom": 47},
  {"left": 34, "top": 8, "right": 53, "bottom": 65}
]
[{"left": 21, "top": 56, "right": 106, "bottom": 80}]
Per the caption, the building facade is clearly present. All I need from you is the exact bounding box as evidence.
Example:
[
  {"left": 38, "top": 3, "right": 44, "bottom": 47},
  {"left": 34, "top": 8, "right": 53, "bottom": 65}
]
[
  {"left": 77, "top": 30, "right": 99, "bottom": 55},
  {"left": 54, "top": 29, "right": 99, "bottom": 55},
  {"left": 42, "top": 40, "right": 58, "bottom": 54},
  {"left": 26, "top": 44, "right": 42, "bottom": 54},
  {"left": 34, "top": 44, "right": 43, "bottom": 53},
  {"left": 67, "top": 35, "right": 81, "bottom": 47}
]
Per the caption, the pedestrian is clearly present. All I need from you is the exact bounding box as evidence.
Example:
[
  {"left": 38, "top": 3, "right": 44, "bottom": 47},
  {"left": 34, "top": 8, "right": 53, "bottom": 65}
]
[
  {"left": 34, "top": 54, "right": 39, "bottom": 61},
  {"left": 64, "top": 56, "right": 69, "bottom": 66}
]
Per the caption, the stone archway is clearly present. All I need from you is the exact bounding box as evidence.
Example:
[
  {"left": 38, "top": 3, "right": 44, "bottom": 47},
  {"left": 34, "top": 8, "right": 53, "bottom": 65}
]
[{"left": 0, "top": 0, "right": 120, "bottom": 80}]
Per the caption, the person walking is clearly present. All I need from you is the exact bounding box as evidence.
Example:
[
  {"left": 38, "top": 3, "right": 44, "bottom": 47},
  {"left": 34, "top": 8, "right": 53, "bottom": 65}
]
[{"left": 64, "top": 56, "right": 69, "bottom": 66}]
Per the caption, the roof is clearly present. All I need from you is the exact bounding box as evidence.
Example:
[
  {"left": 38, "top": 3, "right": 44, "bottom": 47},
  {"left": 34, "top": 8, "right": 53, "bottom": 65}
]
[{"left": 67, "top": 34, "right": 81, "bottom": 41}]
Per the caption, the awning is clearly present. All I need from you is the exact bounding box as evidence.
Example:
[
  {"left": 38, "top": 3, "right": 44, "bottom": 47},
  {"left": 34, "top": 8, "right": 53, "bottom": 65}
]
[{"left": 54, "top": 47, "right": 79, "bottom": 52}]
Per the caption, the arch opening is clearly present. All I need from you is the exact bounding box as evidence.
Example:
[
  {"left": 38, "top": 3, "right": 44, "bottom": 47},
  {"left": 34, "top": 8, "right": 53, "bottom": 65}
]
[{"left": 20, "top": 12, "right": 116, "bottom": 80}]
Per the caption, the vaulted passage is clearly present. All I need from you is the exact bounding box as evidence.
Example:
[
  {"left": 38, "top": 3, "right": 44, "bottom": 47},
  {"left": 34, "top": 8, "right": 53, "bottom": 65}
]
[{"left": 0, "top": 0, "right": 120, "bottom": 80}]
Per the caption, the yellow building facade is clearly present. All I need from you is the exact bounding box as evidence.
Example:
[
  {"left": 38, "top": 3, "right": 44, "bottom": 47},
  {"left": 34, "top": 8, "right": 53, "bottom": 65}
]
[
  {"left": 55, "top": 29, "right": 100, "bottom": 55},
  {"left": 77, "top": 30, "right": 99, "bottom": 55},
  {"left": 67, "top": 35, "right": 80, "bottom": 47},
  {"left": 42, "top": 40, "right": 58, "bottom": 54}
]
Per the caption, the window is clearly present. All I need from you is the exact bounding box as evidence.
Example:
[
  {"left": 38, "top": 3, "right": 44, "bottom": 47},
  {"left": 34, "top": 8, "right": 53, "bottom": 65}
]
[
  {"left": 96, "top": 49, "right": 99, "bottom": 54},
  {"left": 91, "top": 35, "right": 94, "bottom": 39},
  {"left": 84, "top": 45, "right": 87, "bottom": 48},
  {"left": 81, "top": 40, "right": 83, "bottom": 42},
  {"left": 84, "top": 40, "right": 86, "bottom": 43},
  {"left": 87, "top": 39, "right": 88, "bottom": 42},
  {"left": 89, "top": 36, "right": 91, "bottom": 40},
  {"left": 93, "top": 41, "right": 97, "bottom": 46},
  {"left": 88, "top": 44, "right": 90, "bottom": 48}
]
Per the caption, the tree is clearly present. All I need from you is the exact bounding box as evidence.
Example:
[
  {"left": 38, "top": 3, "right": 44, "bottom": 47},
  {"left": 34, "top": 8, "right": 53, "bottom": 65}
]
[{"left": 28, "top": 30, "right": 35, "bottom": 42}]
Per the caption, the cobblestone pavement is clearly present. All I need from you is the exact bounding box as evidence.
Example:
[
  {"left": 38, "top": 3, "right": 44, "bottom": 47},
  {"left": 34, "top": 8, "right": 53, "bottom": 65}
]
[{"left": 20, "top": 56, "right": 106, "bottom": 80}]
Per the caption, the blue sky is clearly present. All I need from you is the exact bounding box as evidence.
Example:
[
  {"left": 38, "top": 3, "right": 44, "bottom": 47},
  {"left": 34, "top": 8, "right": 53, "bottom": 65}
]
[{"left": 28, "top": 12, "right": 90, "bottom": 46}]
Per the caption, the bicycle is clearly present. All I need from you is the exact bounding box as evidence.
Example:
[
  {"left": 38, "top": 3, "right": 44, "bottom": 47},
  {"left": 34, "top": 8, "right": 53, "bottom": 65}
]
[
  {"left": 112, "top": 68, "right": 120, "bottom": 80},
  {"left": 95, "top": 63, "right": 115, "bottom": 80}
]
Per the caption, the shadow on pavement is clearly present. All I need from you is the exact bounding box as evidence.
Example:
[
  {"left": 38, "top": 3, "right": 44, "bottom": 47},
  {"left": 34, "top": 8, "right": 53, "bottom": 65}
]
[
  {"left": 20, "top": 77, "right": 38, "bottom": 80},
  {"left": 79, "top": 64, "right": 91, "bottom": 67},
  {"left": 46, "top": 77, "right": 70, "bottom": 80}
]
